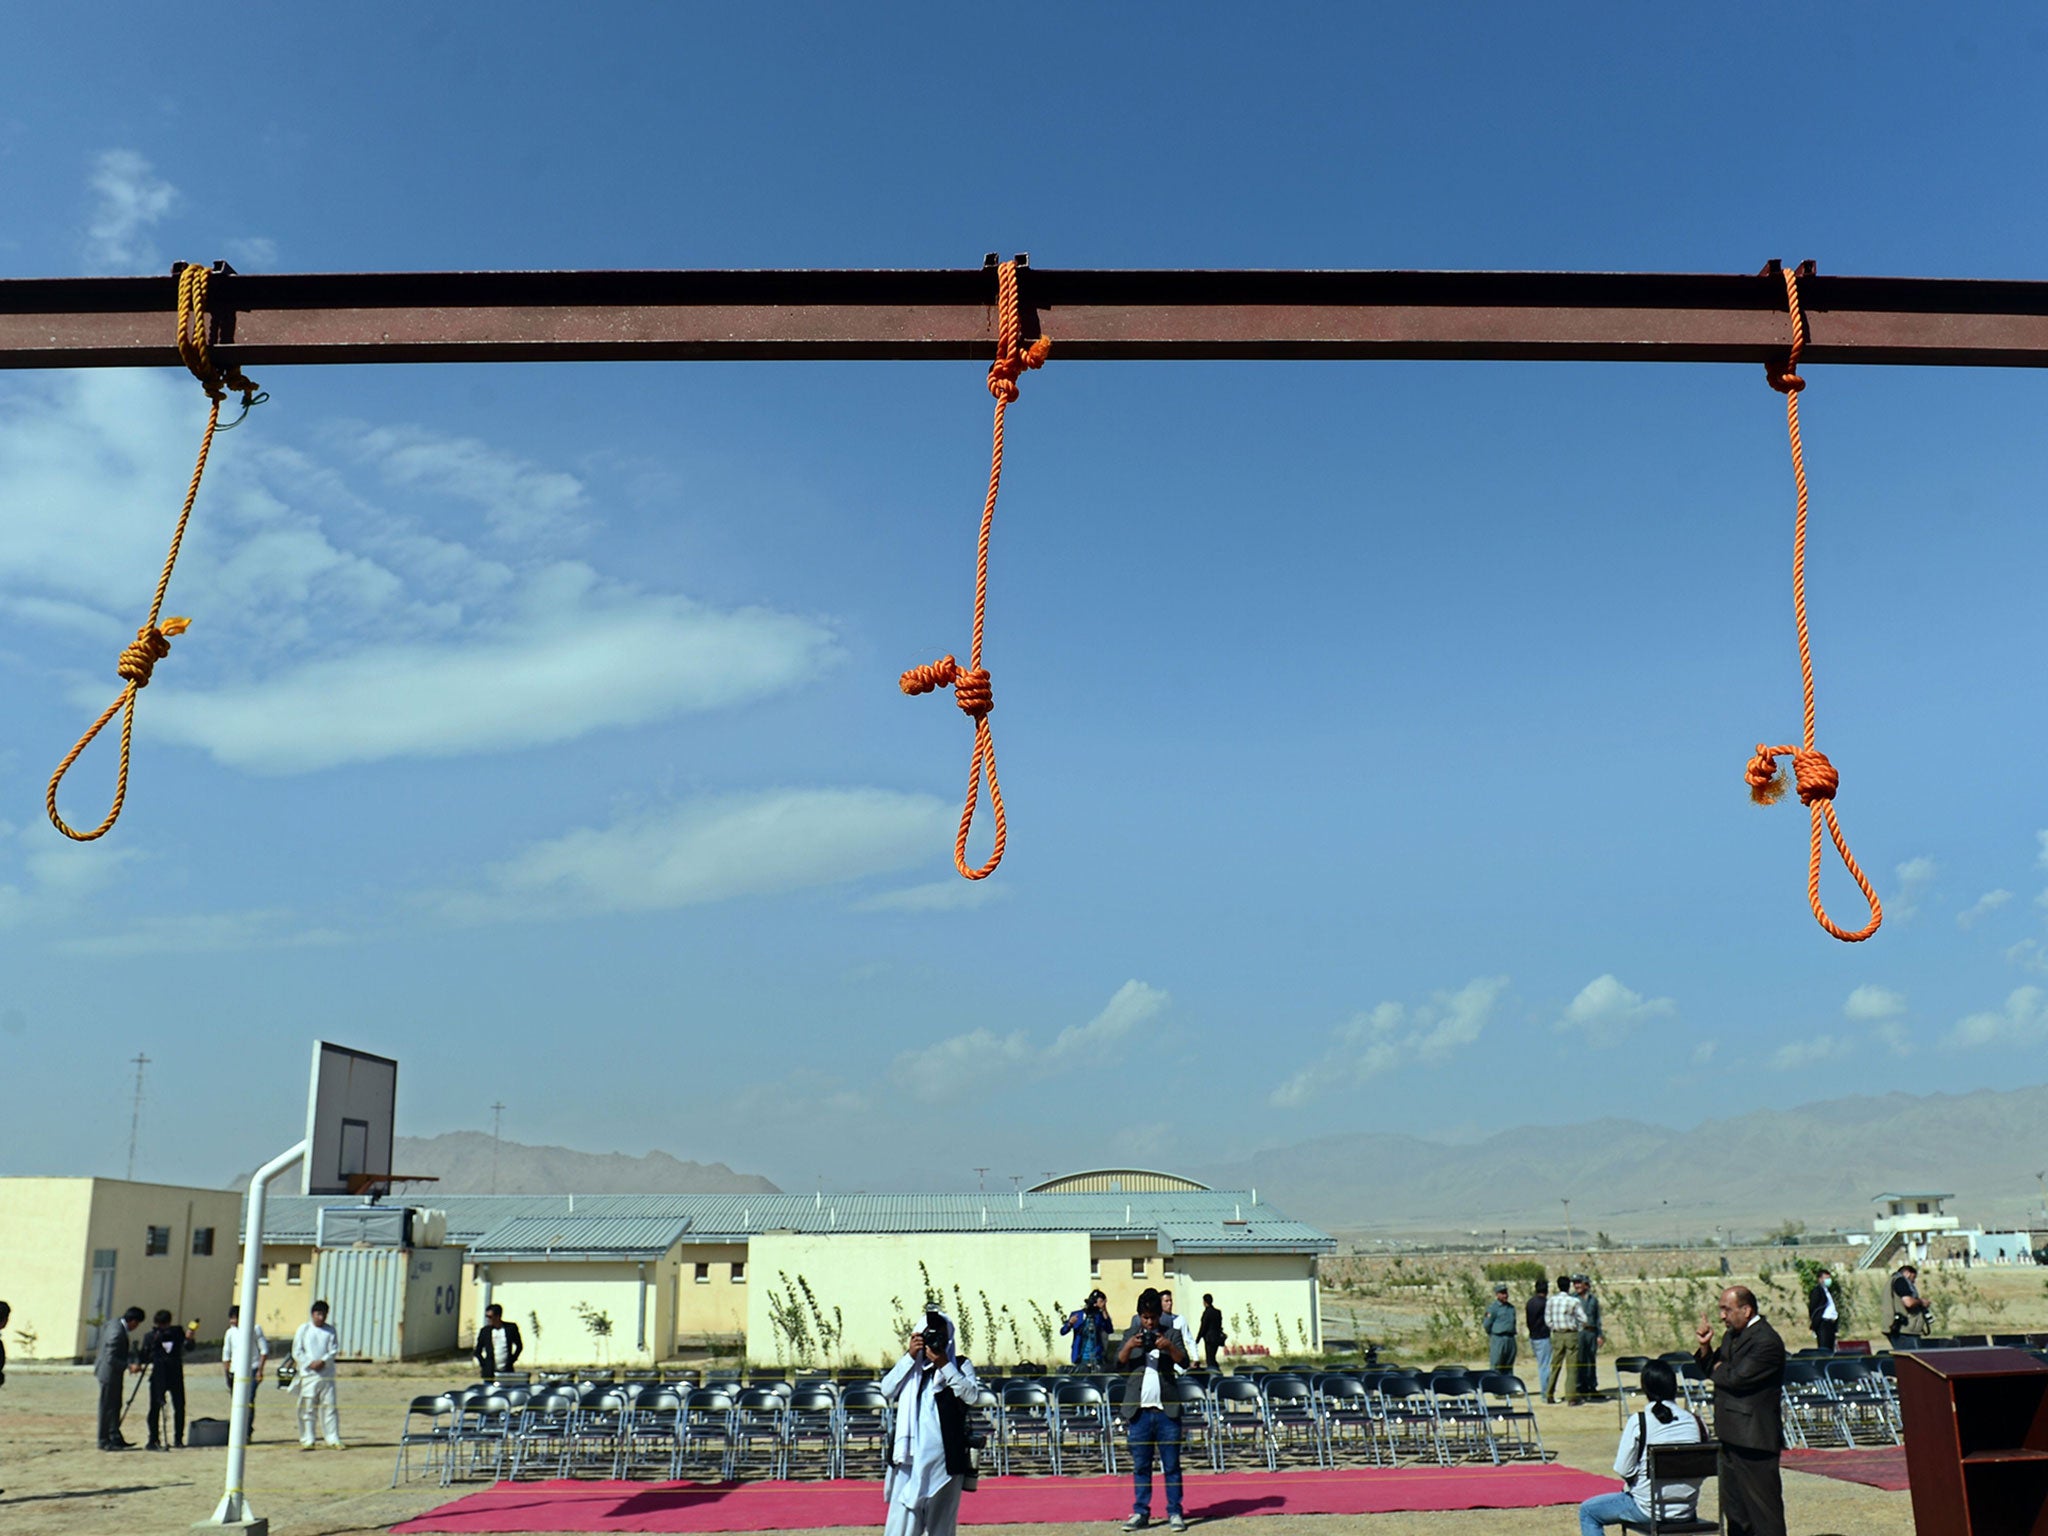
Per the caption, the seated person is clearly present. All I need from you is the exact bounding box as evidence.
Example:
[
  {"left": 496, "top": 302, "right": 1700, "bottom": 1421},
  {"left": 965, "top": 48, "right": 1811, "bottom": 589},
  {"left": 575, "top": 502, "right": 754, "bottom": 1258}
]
[{"left": 1576, "top": 1360, "right": 1708, "bottom": 1536}]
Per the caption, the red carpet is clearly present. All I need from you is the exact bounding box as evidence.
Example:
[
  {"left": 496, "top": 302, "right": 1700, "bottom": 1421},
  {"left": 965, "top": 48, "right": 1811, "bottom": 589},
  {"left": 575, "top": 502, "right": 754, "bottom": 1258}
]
[
  {"left": 1782, "top": 1446, "right": 1910, "bottom": 1491},
  {"left": 393, "top": 1467, "right": 1616, "bottom": 1532}
]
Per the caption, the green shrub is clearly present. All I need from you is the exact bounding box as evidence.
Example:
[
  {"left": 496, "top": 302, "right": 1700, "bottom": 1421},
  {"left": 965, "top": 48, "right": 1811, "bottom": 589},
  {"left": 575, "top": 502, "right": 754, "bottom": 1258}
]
[{"left": 1483, "top": 1259, "right": 1547, "bottom": 1286}]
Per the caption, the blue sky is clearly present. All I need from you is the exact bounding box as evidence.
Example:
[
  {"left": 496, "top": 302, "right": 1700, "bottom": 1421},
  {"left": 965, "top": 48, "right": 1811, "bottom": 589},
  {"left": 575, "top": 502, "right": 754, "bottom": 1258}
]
[{"left": 5, "top": 5, "right": 2048, "bottom": 1197}]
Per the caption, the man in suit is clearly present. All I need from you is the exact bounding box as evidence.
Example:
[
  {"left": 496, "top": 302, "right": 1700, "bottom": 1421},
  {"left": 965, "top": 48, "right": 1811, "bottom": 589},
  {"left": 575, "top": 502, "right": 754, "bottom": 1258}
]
[
  {"left": 1694, "top": 1285, "right": 1787, "bottom": 1536},
  {"left": 1196, "top": 1294, "right": 1226, "bottom": 1371},
  {"left": 94, "top": 1307, "right": 145, "bottom": 1450},
  {"left": 474, "top": 1303, "right": 524, "bottom": 1382},
  {"left": 1114, "top": 1287, "right": 1189, "bottom": 1532},
  {"left": 1806, "top": 1268, "right": 1838, "bottom": 1354}
]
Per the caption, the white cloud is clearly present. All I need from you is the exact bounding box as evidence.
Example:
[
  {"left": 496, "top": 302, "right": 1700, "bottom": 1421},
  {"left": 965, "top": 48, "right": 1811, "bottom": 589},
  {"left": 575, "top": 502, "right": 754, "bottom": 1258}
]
[
  {"left": 55, "top": 910, "right": 348, "bottom": 957},
  {"left": 1046, "top": 980, "right": 1170, "bottom": 1062},
  {"left": 1771, "top": 1035, "right": 1851, "bottom": 1072},
  {"left": 223, "top": 236, "right": 279, "bottom": 269},
  {"left": 1959, "top": 889, "right": 2012, "bottom": 929},
  {"left": 1843, "top": 985, "right": 1906, "bottom": 1023},
  {"left": 852, "top": 879, "right": 1008, "bottom": 914},
  {"left": 1270, "top": 976, "right": 1508, "bottom": 1106},
  {"left": 1690, "top": 1041, "right": 1717, "bottom": 1066},
  {"left": 345, "top": 424, "right": 591, "bottom": 544},
  {"left": 433, "top": 788, "right": 952, "bottom": 921},
  {"left": 1888, "top": 856, "right": 1936, "bottom": 922},
  {"left": 149, "top": 581, "right": 836, "bottom": 773},
  {"left": 1553, "top": 974, "right": 1676, "bottom": 1045},
  {"left": 894, "top": 981, "right": 1171, "bottom": 1097},
  {"left": 1, "top": 370, "right": 839, "bottom": 774},
  {"left": 1949, "top": 986, "right": 2048, "bottom": 1049},
  {"left": 82, "top": 150, "right": 176, "bottom": 272},
  {"left": 2007, "top": 939, "right": 2048, "bottom": 975}
]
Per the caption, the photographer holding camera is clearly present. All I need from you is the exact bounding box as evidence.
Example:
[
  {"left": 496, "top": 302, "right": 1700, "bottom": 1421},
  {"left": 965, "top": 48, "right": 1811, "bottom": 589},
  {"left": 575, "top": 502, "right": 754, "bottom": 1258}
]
[
  {"left": 1114, "top": 1287, "right": 1189, "bottom": 1531},
  {"left": 879, "top": 1308, "right": 980, "bottom": 1536},
  {"left": 1061, "top": 1291, "right": 1114, "bottom": 1369}
]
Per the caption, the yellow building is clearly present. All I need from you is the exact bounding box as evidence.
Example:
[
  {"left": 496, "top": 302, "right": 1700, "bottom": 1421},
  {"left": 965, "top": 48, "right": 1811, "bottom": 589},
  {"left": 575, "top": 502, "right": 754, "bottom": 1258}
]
[
  {"left": 0, "top": 1177, "right": 243, "bottom": 1360},
  {"left": 246, "top": 1174, "right": 1333, "bottom": 1369}
]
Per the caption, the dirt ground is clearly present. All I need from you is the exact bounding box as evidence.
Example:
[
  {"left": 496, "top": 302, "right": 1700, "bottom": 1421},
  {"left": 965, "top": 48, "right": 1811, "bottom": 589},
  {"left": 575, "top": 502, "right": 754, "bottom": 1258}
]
[{"left": 0, "top": 1365, "right": 1915, "bottom": 1536}]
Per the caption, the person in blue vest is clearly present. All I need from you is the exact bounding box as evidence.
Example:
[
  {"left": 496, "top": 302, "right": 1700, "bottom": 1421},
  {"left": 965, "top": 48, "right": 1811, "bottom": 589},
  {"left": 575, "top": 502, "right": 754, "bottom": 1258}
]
[{"left": 1061, "top": 1291, "right": 1113, "bottom": 1368}]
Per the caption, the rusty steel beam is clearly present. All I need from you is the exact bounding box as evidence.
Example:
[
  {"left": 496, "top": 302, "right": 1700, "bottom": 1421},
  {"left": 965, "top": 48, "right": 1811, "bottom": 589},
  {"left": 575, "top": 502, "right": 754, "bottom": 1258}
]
[{"left": 8, "top": 263, "right": 2048, "bottom": 369}]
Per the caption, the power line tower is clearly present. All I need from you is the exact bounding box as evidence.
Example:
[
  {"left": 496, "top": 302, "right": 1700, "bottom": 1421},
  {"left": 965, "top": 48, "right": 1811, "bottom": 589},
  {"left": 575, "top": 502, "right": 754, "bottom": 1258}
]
[
  {"left": 973, "top": 1167, "right": 989, "bottom": 1192},
  {"left": 490, "top": 1101, "right": 506, "bottom": 1195},
  {"left": 126, "top": 1052, "right": 150, "bottom": 1180}
]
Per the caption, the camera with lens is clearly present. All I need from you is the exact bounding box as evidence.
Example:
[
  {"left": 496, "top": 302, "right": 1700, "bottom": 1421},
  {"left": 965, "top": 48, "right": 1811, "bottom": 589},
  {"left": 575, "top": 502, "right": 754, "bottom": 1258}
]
[{"left": 1140, "top": 1327, "right": 1159, "bottom": 1349}]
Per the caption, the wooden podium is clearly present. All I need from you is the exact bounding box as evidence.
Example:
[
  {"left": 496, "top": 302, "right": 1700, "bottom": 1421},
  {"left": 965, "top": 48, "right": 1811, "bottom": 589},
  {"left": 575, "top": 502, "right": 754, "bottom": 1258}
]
[{"left": 1897, "top": 1346, "right": 2048, "bottom": 1536}]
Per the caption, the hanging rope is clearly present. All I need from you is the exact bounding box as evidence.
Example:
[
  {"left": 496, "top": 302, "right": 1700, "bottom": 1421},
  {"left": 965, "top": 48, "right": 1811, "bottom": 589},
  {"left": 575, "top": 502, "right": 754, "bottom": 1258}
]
[
  {"left": 46, "top": 263, "right": 263, "bottom": 842},
  {"left": 900, "top": 258, "right": 1050, "bottom": 879},
  {"left": 1743, "top": 261, "right": 1881, "bottom": 942}
]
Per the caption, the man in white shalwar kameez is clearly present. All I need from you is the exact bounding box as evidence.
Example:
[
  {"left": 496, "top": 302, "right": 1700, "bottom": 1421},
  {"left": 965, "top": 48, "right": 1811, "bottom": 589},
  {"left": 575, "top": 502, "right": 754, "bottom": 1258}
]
[{"left": 879, "top": 1309, "right": 979, "bottom": 1536}]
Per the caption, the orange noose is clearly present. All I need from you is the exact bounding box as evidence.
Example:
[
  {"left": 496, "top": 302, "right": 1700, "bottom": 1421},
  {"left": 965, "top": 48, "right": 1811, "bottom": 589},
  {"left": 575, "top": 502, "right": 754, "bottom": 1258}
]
[
  {"left": 47, "top": 263, "right": 263, "bottom": 842},
  {"left": 900, "top": 258, "right": 1049, "bottom": 879},
  {"left": 1744, "top": 261, "right": 1881, "bottom": 941}
]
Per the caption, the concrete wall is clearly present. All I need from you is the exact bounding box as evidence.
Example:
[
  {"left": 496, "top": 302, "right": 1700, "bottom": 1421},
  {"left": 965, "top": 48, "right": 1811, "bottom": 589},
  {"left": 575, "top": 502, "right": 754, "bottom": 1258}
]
[
  {"left": 746, "top": 1231, "right": 1091, "bottom": 1369},
  {"left": 0, "top": 1178, "right": 242, "bottom": 1359},
  {"left": 673, "top": 1243, "right": 750, "bottom": 1344},
  {"left": 1171, "top": 1252, "right": 1322, "bottom": 1350},
  {"left": 486, "top": 1256, "right": 670, "bottom": 1368},
  {"left": 234, "top": 1243, "right": 320, "bottom": 1340},
  {"left": 0, "top": 1178, "right": 95, "bottom": 1360}
]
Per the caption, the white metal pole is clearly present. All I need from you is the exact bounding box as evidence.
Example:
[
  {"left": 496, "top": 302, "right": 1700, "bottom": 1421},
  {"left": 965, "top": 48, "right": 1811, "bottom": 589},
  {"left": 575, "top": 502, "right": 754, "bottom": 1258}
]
[{"left": 200, "top": 1138, "right": 306, "bottom": 1533}]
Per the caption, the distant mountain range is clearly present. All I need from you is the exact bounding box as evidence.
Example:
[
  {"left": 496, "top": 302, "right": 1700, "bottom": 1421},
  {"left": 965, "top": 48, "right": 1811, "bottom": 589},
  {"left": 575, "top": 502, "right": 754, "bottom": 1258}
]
[
  {"left": 233, "top": 1130, "right": 781, "bottom": 1196},
  {"left": 1195, "top": 1083, "right": 2048, "bottom": 1240}
]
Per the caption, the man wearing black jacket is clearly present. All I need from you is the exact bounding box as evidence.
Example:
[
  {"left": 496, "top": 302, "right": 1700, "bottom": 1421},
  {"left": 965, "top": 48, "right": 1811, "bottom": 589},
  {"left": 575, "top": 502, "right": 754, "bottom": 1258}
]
[
  {"left": 1115, "top": 1287, "right": 1189, "bottom": 1532},
  {"left": 143, "top": 1309, "right": 188, "bottom": 1449},
  {"left": 474, "top": 1304, "right": 523, "bottom": 1382},
  {"left": 1806, "top": 1269, "right": 1838, "bottom": 1354},
  {"left": 1694, "top": 1285, "right": 1787, "bottom": 1536}
]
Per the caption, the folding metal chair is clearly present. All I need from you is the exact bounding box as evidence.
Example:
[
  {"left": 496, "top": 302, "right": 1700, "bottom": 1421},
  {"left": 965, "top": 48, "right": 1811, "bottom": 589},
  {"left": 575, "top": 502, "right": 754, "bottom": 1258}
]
[
  {"left": 678, "top": 1388, "right": 738, "bottom": 1480},
  {"left": 1261, "top": 1375, "right": 1325, "bottom": 1467},
  {"left": 1477, "top": 1372, "right": 1545, "bottom": 1461},
  {"left": 1619, "top": 1440, "right": 1720, "bottom": 1534},
  {"left": 390, "top": 1393, "right": 457, "bottom": 1488},
  {"left": 1427, "top": 1375, "right": 1499, "bottom": 1465},
  {"left": 1209, "top": 1375, "right": 1275, "bottom": 1470},
  {"left": 615, "top": 1387, "right": 687, "bottom": 1480},
  {"left": 998, "top": 1381, "right": 1057, "bottom": 1475},
  {"left": 1051, "top": 1380, "right": 1115, "bottom": 1474}
]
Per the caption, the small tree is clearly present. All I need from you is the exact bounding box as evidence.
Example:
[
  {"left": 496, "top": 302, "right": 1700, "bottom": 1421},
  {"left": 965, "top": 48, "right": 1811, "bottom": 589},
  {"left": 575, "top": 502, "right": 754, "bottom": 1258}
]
[
  {"left": 1027, "top": 1299, "right": 1058, "bottom": 1361},
  {"left": 571, "top": 1302, "right": 614, "bottom": 1367}
]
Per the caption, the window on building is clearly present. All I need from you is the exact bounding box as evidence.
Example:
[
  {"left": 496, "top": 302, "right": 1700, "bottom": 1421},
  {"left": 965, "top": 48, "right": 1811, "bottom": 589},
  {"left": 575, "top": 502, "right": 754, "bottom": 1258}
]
[
  {"left": 1089, "top": 1257, "right": 1101, "bottom": 1279},
  {"left": 1131, "top": 1257, "right": 1148, "bottom": 1279},
  {"left": 146, "top": 1226, "right": 172, "bottom": 1257},
  {"left": 1917, "top": 1202, "right": 1930, "bottom": 1215},
  {"left": 730, "top": 1261, "right": 746, "bottom": 1283},
  {"left": 286, "top": 1262, "right": 303, "bottom": 1285},
  {"left": 694, "top": 1262, "right": 710, "bottom": 1284},
  {"left": 192, "top": 1227, "right": 215, "bottom": 1257}
]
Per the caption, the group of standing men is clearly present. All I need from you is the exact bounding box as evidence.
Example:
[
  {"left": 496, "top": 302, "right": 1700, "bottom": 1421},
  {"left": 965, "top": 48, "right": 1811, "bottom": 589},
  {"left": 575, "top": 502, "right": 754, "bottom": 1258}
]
[
  {"left": 1512, "top": 1273, "right": 1605, "bottom": 1404},
  {"left": 88, "top": 1300, "right": 346, "bottom": 1451}
]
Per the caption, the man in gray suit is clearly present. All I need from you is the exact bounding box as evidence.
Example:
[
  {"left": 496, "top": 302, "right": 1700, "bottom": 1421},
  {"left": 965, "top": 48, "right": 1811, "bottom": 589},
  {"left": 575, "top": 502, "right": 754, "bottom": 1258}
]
[
  {"left": 95, "top": 1307, "right": 145, "bottom": 1450},
  {"left": 1694, "top": 1285, "right": 1787, "bottom": 1536},
  {"left": 1113, "top": 1287, "right": 1189, "bottom": 1532}
]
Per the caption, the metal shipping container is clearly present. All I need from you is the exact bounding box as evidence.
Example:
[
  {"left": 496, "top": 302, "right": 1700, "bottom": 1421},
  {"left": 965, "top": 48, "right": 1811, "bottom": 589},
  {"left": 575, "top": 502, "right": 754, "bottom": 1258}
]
[{"left": 312, "top": 1246, "right": 464, "bottom": 1360}]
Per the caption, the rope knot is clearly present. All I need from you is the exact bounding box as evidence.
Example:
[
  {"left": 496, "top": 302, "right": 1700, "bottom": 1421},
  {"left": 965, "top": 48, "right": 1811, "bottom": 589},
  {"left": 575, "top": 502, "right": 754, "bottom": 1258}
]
[
  {"left": 898, "top": 655, "right": 992, "bottom": 717},
  {"left": 951, "top": 667, "right": 993, "bottom": 718},
  {"left": 1791, "top": 747, "right": 1838, "bottom": 804},
  {"left": 115, "top": 618, "right": 189, "bottom": 687},
  {"left": 987, "top": 337, "right": 1050, "bottom": 403},
  {"left": 1765, "top": 363, "right": 1805, "bottom": 395}
]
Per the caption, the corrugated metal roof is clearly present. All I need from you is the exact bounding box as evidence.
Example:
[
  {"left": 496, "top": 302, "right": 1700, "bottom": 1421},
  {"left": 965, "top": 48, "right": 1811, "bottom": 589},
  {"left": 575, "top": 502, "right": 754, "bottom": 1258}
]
[
  {"left": 466, "top": 1215, "right": 691, "bottom": 1259},
  {"left": 248, "top": 1188, "right": 1332, "bottom": 1254}
]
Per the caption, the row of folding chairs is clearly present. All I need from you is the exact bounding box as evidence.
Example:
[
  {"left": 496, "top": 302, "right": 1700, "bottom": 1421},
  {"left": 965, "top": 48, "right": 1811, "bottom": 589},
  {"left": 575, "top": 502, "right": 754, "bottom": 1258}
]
[
  {"left": 1780, "top": 1359, "right": 1901, "bottom": 1447},
  {"left": 394, "top": 1381, "right": 901, "bottom": 1486},
  {"left": 394, "top": 1366, "right": 1565, "bottom": 1489}
]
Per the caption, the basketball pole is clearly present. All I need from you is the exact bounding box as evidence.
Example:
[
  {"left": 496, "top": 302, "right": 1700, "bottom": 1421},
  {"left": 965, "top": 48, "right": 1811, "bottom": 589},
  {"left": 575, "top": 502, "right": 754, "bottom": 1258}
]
[{"left": 199, "top": 1137, "right": 307, "bottom": 1534}]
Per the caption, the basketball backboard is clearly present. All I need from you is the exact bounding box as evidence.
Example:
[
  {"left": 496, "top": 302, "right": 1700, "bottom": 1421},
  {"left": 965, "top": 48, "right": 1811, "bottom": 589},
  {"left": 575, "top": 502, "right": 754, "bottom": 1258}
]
[{"left": 302, "top": 1041, "right": 397, "bottom": 1196}]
